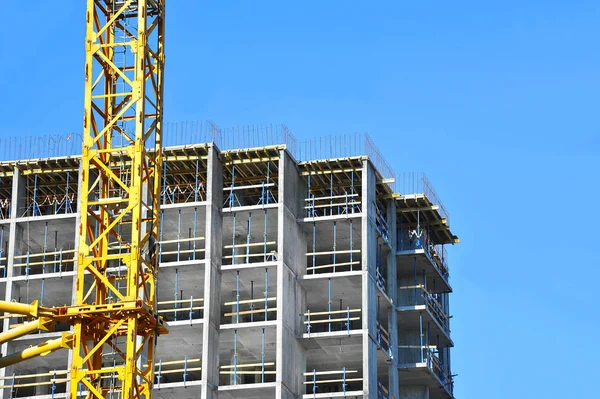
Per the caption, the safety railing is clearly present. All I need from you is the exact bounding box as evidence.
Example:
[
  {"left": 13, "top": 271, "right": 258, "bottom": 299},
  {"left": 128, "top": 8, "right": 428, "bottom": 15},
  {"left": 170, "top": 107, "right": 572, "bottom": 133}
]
[
  {"left": 155, "top": 357, "right": 202, "bottom": 388},
  {"left": 19, "top": 171, "right": 77, "bottom": 218},
  {"left": 305, "top": 192, "right": 361, "bottom": 218},
  {"left": 222, "top": 269, "right": 275, "bottom": 324},
  {"left": 397, "top": 285, "right": 450, "bottom": 333},
  {"left": 0, "top": 124, "right": 296, "bottom": 162},
  {"left": 221, "top": 327, "right": 274, "bottom": 385},
  {"left": 297, "top": 133, "right": 395, "bottom": 191},
  {"left": 302, "top": 307, "right": 361, "bottom": 335},
  {"left": 157, "top": 297, "right": 204, "bottom": 323},
  {"left": 376, "top": 204, "right": 389, "bottom": 243},
  {"left": 376, "top": 321, "right": 392, "bottom": 358},
  {"left": 0, "top": 198, "right": 10, "bottom": 220},
  {"left": 159, "top": 236, "right": 206, "bottom": 264},
  {"left": 161, "top": 155, "right": 207, "bottom": 205},
  {"left": 224, "top": 180, "right": 278, "bottom": 208},
  {"left": 378, "top": 381, "right": 396, "bottom": 399},
  {"left": 398, "top": 346, "right": 453, "bottom": 395},
  {"left": 304, "top": 368, "right": 363, "bottom": 396},
  {"left": 306, "top": 249, "right": 362, "bottom": 274},
  {"left": 0, "top": 229, "right": 6, "bottom": 276},
  {"left": 0, "top": 357, "right": 201, "bottom": 395},
  {"left": 376, "top": 263, "right": 387, "bottom": 293},
  {"left": 397, "top": 228, "right": 449, "bottom": 281},
  {"left": 10, "top": 249, "right": 76, "bottom": 278},
  {"left": 159, "top": 206, "right": 205, "bottom": 264},
  {"left": 0, "top": 369, "right": 68, "bottom": 397},
  {"left": 223, "top": 297, "right": 277, "bottom": 324},
  {"left": 220, "top": 362, "right": 276, "bottom": 385},
  {"left": 398, "top": 173, "right": 449, "bottom": 225},
  {"left": 218, "top": 123, "right": 296, "bottom": 156},
  {"left": 0, "top": 133, "right": 82, "bottom": 162},
  {"left": 21, "top": 194, "right": 76, "bottom": 217},
  {"left": 222, "top": 241, "right": 278, "bottom": 265},
  {"left": 162, "top": 183, "right": 206, "bottom": 204},
  {"left": 427, "top": 350, "right": 454, "bottom": 395}
]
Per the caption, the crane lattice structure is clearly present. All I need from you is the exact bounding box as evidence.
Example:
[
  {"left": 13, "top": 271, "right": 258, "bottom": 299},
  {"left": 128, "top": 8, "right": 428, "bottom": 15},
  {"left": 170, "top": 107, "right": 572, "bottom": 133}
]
[{"left": 0, "top": 1, "right": 167, "bottom": 398}]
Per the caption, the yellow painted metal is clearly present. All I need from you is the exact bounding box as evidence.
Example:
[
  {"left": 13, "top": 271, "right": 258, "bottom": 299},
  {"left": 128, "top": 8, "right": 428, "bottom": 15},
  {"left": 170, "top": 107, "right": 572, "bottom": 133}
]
[
  {"left": 0, "top": 318, "right": 54, "bottom": 345},
  {"left": 0, "top": 332, "right": 73, "bottom": 369},
  {"left": 71, "top": 1, "right": 167, "bottom": 398},
  {"left": 0, "top": 299, "right": 41, "bottom": 318}
]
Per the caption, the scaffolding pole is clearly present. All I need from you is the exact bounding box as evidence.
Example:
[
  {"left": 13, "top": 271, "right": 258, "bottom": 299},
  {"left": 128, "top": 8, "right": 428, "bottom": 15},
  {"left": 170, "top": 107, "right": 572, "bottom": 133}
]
[
  {"left": 263, "top": 210, "right": 268, "bottom": 262},
  {"left": 0, "top": 226, "right": 4, "bottom": 278}
]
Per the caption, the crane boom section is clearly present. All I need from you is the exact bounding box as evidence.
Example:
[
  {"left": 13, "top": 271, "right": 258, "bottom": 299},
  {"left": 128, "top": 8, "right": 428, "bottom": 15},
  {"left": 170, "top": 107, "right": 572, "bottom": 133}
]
[{"left": 74, "top": 1, "right": 166, "bottom": 398}]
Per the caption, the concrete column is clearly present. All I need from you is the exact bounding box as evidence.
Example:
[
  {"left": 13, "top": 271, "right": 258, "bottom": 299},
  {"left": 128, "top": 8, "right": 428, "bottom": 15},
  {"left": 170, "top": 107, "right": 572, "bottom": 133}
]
[
  {"left": 386, "top": 199, "right": 400, "bottom": 399},
  {"left": 276, "top": 149, "right": 307, "bottom": 399},
  {"left": 201, "top": 144, "right": 223, "bottom": 399},
  {"left": 0, "top": 166, "right": 24, "bottom": 399},
  {"left": 11, "top": 166, "right": 26, "bottom": 220},
  {"left": 361, "top": 160, "right": 378, "bottom": 398}
]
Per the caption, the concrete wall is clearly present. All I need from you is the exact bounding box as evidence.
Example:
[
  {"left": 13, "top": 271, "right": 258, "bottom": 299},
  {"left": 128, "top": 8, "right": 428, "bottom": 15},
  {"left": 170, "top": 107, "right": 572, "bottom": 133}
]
[
  {"left": 202, "top": 145, "right": 223, "bottom": 399},
  {"left": 362, "top": 160, "right": 378, "bottom": 398},
  {"left": 277, "top": 150, "right": 307, "bottom": 399}
]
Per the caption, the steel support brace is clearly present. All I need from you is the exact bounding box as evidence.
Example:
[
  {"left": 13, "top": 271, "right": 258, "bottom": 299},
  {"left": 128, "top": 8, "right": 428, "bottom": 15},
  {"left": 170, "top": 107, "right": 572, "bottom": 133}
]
[
  {"left": 349, "top": 221, "right": 353, "bottom": 271},
  {"left": 264, "top": 268, "right": 269, "bottom": 321},
  {"left": 261, "top": 328, "right": 266, "bottom": 383},
  {"left": 175, "top": 268, "right": 179, "bottom": 321},
  {"left": 0, "top": 226, "right": 4, "bottom": 278},
  {"left": 333, "top": 221, "right": 337, "bottom": 272},
  {"left": 419, "top": 312, "right": 424, "bottom": 363},
  {"left": 193, "top": 207, "right": 198, "bottom": 260},
  {"left": 328, "top": 278, "right": 332, "bottom": 332},
  {"left": 312, "top": 223, "right": 316, "bottom": 274},
  {"left": 232, "top": 213, "right": 237, "bottom": 265},
  {"left": 236, "top": 271, "right": 241, "bottom": 323},
  {"left": 233, "top": 330, "right": 238, "bottom": 384},
  {"left": 246, "top": 212, "right": 252, "bottom": 263},
  {"left": 177, "top": 209, "right": 182, "bottom": 261},
  {"left": 263, "top": 210, "right": 268, "bottom": 261}
]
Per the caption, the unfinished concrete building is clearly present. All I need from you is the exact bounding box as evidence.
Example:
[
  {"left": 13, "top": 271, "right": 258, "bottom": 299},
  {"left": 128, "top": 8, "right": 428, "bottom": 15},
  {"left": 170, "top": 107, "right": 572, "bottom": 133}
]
[{"left": 0, "top": 127, "right": 459, "bottom": 399}]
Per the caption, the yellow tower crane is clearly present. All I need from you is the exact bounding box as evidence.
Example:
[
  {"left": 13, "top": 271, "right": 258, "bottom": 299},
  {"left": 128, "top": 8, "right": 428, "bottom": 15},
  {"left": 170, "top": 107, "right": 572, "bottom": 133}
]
[{"left": 0, "top": 1, "right": 167, "bottom": 398}]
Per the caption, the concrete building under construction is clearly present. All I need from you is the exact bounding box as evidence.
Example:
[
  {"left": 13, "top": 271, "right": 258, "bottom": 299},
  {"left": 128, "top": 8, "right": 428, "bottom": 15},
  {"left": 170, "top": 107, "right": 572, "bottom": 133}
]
[{"left": 0, "top": 127, "right": 459, "bottom": 399}]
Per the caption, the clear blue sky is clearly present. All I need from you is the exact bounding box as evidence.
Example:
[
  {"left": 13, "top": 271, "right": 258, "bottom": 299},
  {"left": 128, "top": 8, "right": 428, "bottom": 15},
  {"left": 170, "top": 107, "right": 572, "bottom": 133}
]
[{"left": 1, "top": 1, "right": 598, "bottom": 398}]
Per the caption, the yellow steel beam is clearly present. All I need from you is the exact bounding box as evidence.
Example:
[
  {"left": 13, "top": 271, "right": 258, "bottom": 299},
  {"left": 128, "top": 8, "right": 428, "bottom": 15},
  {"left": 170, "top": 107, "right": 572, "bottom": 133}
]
[
  {"left": 0, "top": 333, "right": 73, "bottom": 369},
  {"left": 0, "top": 300, "right": 40, "bottom": 318},
  {"left": 0, "top": 317, "right": 54, "bottom": 345}
]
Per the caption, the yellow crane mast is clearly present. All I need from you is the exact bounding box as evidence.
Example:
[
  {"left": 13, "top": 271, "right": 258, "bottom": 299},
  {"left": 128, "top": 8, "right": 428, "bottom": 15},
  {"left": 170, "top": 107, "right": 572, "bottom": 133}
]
[
  {"left": 0, "top": 1, "right": 167, "bottom": 398},
  {"left": 73, "top": 0, "right": 166, "bottom": 397}
]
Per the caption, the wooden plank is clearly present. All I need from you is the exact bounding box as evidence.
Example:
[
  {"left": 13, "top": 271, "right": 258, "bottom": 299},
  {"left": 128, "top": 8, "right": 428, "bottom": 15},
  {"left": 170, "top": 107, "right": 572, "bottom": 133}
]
[
  {"left": 306, "top": 261, "right": 360, "bottom": 271},
  {"left": 301, "top": 309, "right": 361, "bottom": 317},
  {"left": 303, "top": 317, "right": 360, "bottom": 324},
  {"left": 306, "top": 250, "right": 360, "bottom": 256},
  {"left": 223, "top": 308, "right": 277, "bottom": 317},
  {"left": 221, "top": 362, "right": 275, "bottom": 369},
  {"left": 224, "top": 297, "right": 277, "bottom": 306},
  {"left": 303, "top": 370, "right": 358, "bottom": 376}
]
